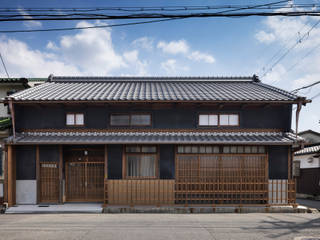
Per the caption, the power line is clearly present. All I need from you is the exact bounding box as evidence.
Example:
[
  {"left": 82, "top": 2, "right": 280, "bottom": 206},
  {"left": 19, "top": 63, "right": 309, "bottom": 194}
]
[
  {"left": 1, "top": 11, "right": 320, "bottom": 22},
  {"left": 0, "top": 51, "right": 10, "bottom": 78},
  {"left": 292, "top": 80, "right": 320, "bottom": 94},
  {"left": 0, "top": 2, "right": 302, "bottom": 13},
  {"left": 258, "top": 19, "right": 311, "bottom": 76},
  {"left": 0, "top": 0, "right": 288, "bottom": 33},
  {"left": 261, "top": 19, "right": 320, "bottom": 78},
  {"left": 285, "top": 41, "right": 320, "bottom": 74},
  {"left": 0, "top": 18, "right": 182, "bottom": 33}
]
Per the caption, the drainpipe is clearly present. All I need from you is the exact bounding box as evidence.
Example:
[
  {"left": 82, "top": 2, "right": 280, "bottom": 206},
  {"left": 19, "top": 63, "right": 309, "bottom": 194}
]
[{"left": 8, "top": 99, "right": 16, "bottom": 141}]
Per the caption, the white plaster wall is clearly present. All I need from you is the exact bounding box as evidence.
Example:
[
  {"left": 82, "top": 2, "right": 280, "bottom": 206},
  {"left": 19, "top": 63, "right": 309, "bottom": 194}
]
[
  {"left": 16, "top": 180, "right": 37, "bottom": 204},
  {"left": 294, "top": 154, "right": 320, "bottom": 169}
]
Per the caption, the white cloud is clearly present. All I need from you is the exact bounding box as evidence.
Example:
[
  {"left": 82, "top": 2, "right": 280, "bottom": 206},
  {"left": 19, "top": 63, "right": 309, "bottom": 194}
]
[
  {"left": 157, "top": 40, "right": 189, "bottom": 55},
  {"left": 160, "top": 59, "right": 189, "bottom": 74},
  {"left": 256, "top": 13, "right": 320, "bottom": 132},
  {"left": 255, "top": 31, "right": 275, "bottom": 44},
  {"left": 18, "top": 8, "right": 42, "bottom": 29},
  {"left": 188, "top": 51, "right": 215, "bottom": 63},
  {"left": 132, "top": 37, "right": 154, "bottom": 51},
  {"left": 0, "top": 21, "right": 149, "bottom": 77},
  {"left": 157, "top": 39, "right": 215, "bottom": 64},
  {"left": 123, "top": 50, "right": 148, "bottom": 75},
  {"left": 0, "top": 37, "right": 80, "bottom": 77},
  {"left": 59, "top": 21, "right": 125, "bottom": 75},
  {"left": 46, "top": 41, "right": 59, "bottom": 50}
]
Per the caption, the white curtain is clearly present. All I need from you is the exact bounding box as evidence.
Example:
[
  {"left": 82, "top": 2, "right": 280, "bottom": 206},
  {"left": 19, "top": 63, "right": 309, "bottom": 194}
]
[{"left": 127, "top": 155, "right": 156, "bottom": 177}]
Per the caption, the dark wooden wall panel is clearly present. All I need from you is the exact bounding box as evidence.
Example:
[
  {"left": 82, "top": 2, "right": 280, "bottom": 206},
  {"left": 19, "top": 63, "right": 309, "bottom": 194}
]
[
  {"left": 159, "top": 145, "right": 175, "bottom": 179},
  {"left": 268, "top": 146, "right": 289, "bottom": 179},
  {"left": 107, "top": 145, "right": 123, "bottom": 179},
  {"left": 15, "top": 103, "right": 292, "bottom": 131},
  {"left": 16, "top": 146, "right": 36, "bottom": 180},
  {"left": 297, "top": 168, "right": 320, "bottom": 195},
  {"left": 39, "top": 145, "right": 60, "bottom": 162}
]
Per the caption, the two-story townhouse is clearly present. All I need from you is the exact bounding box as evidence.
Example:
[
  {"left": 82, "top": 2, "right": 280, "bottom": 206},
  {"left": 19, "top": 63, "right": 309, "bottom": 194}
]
[{"left": 3, "top": 75, "right": 309, "bottom": 207}]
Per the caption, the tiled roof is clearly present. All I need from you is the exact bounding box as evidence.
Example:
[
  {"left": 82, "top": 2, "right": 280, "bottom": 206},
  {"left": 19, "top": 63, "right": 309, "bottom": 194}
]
[
  {"left": 294, "top": 144, "right": 320, "bottom": 155},
  {"left": 6, "top": 131, "right": 301, "bottom": 145},
  {"left": 6, "top": 75, "right": 304, "bottom": 102},
  {"left": 0, "top": 78, "right": 28, "bottom": 84}
]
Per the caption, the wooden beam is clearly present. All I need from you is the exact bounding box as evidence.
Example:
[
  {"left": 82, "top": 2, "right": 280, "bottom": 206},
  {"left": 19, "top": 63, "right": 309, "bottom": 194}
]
[
  {"left": 7, "top": 145, "right": 15, "bottom": 207},
  {"left": 36, "top": 145, "right": 40, "bottom": 204},
  {"left": 59, "top": 145, "right": 63, "bottom": 204}
]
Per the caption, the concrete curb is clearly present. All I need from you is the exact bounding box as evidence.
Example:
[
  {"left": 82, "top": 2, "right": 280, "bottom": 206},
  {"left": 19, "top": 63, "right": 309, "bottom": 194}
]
[{"left": 103, "top": 205, "right": 310, "bottom": 214}]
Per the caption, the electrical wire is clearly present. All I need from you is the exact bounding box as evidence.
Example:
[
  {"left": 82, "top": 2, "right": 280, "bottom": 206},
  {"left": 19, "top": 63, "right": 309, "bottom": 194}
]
[
  {"left": 261, "top": 19, "right": 320, "bottom": 78},
  {"left": 292, "top": 81, "right": 320, "bottom": 93},
  {"left": 0, "top": 18, "right": 183, "bottom": 33},
  {"left": 0, "top": 0, "right": 288, "bottom": 33},
  {"left": 0, "top": 51, "right": 10, "bottom": 78}
]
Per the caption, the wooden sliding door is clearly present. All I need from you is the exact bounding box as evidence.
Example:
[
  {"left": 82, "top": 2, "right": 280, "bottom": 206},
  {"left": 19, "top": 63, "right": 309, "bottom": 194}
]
[{"left": 65, "top": 147, "right": 104, "bottom": 202}]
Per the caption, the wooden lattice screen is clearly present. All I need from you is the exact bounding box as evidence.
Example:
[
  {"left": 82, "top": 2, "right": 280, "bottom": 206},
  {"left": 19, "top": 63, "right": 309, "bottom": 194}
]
[
  {"left": 40, "top": 162, "right": 59, "bottom": 203},
  {"left": 175, "top": 154, "right": 268, "bottom": 205},
  {"left": 105, "top": 179, "right": 175, "bottom": 205},
  {"left": 66, "top": 162, "right": 104, "bottom": 202}
]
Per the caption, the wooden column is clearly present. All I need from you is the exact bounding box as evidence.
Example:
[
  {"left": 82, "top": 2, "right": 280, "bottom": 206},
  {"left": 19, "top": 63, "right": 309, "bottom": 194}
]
[
  {"left": 7, "top": 145, "right": 15, "bottom": 207},
  {"left": 104, "top": 145, "right": 108, "bottom": 179},
  {"left": 36, "top": 145, "right": 40, "bottom": 204},
  {"left": 104, "top": 145, "right": 108, "bottom": 205},
  {"left": 59, "top": 145, "right": 63, "bottom": 204}
]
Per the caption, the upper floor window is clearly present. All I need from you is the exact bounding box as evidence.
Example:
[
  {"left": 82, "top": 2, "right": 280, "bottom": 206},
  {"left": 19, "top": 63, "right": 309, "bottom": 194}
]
[
  {"left": 66, "top": 113, "right": 84, "bottom": 126},
  {"left": 110, "top": 113, "right": 151, "bottom": 126},
  {"left": 198, "top": 113, "right": 239, "bottom": 126}
]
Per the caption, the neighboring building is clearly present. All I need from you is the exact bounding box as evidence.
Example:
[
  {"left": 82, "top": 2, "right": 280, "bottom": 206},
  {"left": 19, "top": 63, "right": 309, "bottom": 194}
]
[
  {"left": 0, "top": 78, "right": 30, "bottom": 203},
  {"left": 294, "top": 141, "right": 320, "bottom": 198},
  {"left": 3, "top": 75, "right": 309, "bottom": 207},
  {"left": 298, "top": 130, "right": 320, "bottom": 144}
]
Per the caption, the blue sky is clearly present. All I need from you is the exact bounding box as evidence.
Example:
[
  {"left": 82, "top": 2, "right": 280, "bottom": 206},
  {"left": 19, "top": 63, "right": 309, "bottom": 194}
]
[{"left": 0, "top": 0, "right": 319, "bottom": 132}]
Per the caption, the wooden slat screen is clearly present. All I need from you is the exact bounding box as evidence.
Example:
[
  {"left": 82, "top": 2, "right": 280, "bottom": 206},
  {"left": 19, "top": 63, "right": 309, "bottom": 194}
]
[
  {"left": 175, "top": 154, "right": 268, "bottom": 205},
  {"left": 106, "top": 179, "right": 175, "bottom": 205},
  {"left": 40, "top": 162, "right": 59, "bottom": 203},
  {"left": 66, "top": 162, "right": 104, "bottom": 202}
]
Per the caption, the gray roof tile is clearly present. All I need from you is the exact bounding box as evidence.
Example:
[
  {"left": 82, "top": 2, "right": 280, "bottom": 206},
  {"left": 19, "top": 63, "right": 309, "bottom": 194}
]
[
  {"left": 6, "top": 76, "right": 303, "bottom": 102},
  {"left": 294, "top": 144, "right": 320, "bottom": 155},
  {"left": 7, "top": 131, "right": 301, "bottom": 145}
]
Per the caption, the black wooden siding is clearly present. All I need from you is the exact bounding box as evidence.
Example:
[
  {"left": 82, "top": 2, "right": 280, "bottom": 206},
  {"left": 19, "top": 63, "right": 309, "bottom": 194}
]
[
  {"left": 16, "top": 145, "right": 36, "bottom": 180},
  {"left": 14, "top": 104, "right": 292, "bottom": 131},
  {"left": 15, "top": 144, "right": 290, "bottom": 180},
  {"left": 297, "top": 168, "right": 320, "bottom": 195},
  {"left": 268, "top": 146, "right": 289, "bottom": 179}
]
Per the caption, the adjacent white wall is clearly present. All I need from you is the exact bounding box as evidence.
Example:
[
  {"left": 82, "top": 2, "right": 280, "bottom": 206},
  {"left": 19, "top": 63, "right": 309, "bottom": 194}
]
[
  {"left": 294, "top": 154, "right": 320, "bottom": 169},
  {"left": 16, "top": 180, "right": 37, "bottom": 204}
]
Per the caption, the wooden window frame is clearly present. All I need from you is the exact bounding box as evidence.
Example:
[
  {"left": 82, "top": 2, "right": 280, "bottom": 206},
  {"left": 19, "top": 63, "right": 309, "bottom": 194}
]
[
  {"left": 176, "top": 145, "right": 266, "bottom": 155},
  {"left": 110, "top": 113, "right": 152, "bottom": 127},
  {"left": 66, "top": 112, "right": 85, "bottom": 127},
  {"left": 198, "top": 113, "right": 240, "bottom": 127},
  {"left": 123, "top": 145, "right": 159, "bottom": 179}
]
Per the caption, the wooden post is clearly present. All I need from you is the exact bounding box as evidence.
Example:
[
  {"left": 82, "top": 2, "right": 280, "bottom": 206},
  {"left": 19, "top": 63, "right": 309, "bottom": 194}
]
[
  {"left": 36, "top": 145, "right": 40, "bottom": 204},
  {"left": 104, "top": 145, "right": 108, "bottom": 205},
  {"left": 59, "top": 145, "right": 63, "bottom": 204},
  {"left": 7, "top": 145, "right": 15, "bottom": 207}
]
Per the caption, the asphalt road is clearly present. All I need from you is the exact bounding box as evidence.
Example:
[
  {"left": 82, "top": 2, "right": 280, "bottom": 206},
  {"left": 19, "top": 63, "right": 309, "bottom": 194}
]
[{"left": 0, "top": 213, "right": 319, "bottom": 240}]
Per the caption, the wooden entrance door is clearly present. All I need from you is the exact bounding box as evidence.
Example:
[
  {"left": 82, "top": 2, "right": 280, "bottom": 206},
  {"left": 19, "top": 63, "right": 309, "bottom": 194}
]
[
  {"left": 66, "top": 162, "right": 104, "bottom": 202},
  {"left": 40, "top": 162, "right": 59, "bottom": 203}
]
